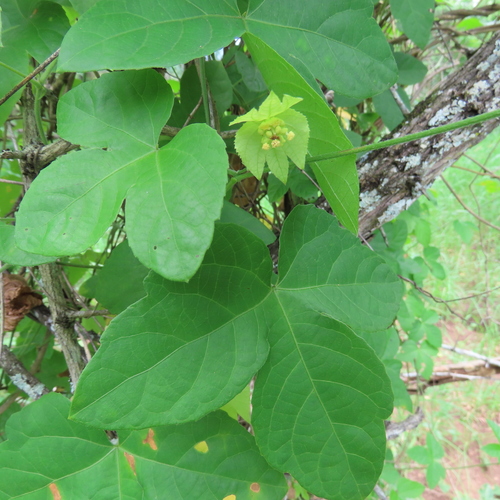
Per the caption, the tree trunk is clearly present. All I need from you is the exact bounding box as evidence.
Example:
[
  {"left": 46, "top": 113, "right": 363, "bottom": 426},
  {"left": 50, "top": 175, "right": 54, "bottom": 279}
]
[{"left": 357, "top": 33, "right": 500, "bottom": 237}]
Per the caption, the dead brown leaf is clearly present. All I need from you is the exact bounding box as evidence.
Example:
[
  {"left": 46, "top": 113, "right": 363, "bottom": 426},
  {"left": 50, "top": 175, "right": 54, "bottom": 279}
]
[{"left": 2, "top": 274, "right": 43, "bottom": 332}]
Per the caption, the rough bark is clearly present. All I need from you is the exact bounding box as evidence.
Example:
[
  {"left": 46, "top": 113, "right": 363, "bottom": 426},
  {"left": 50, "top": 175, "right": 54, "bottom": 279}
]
[
  {"left": 19, "top": 84, "right": 86, "bottom": 388},
  {"left": 357, "top": 33, "right": 500, "bottom": 238},
  {"left": 0, "top": 346, "right": 49, "bottom": 399}
]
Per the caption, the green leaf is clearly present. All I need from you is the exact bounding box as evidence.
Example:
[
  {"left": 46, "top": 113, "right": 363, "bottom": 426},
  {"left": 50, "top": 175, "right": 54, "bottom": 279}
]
[
  {"left": 125, "top": 126, "right": 228, "bottom": 281},
  {"left": 453, "top": 220, "right": 477, "bottom": 244},
  {"left": 415, "top": 218, "right": 431, "bottom": 246},
  {"left": 252, "top": 206, "right": 401, "bottom": 499},
  {"left": 234, "top": 50, "right": 266, "bottom": 92},
  {"left": 81, "top": 240, "right": 149, "bottom": 314},
  {"left": 287, "top": 166, "right": 319, "bottom": 202},
  {"left": 276, "top": 206, "right": 403, "bottom": 332},
  {"left": 483, "top": 443, "right": 500, "bottom": 460},
  {"left": 424, "top": 324, "right": 442, "bottom": 348},
  {"left": 0, "top": 0, "right": 70, "bottom": 122},
  {"left": 483, "top": 420, "right": 500, "bottom": 460},
  {"left": 70, "top": 223, "right": 273, "bottom": 429},
  {"left": 58, "top": 0, "right": 245, "bottom": 71},
  {"left": 0, "top": 223, "right": 54, "bottom": 266},
  {"left": 408, "top": 445, "right": 431, "bottom": 465},
  {"left": 0, "top": 393, "right": 287, "bottom": 499},
  {"left": 396, "top": 477, "right": 425, "bottom": 498},
  {"left": 245, "top": 0, "right": 397, "bottom": 99},
  {"left": 426, "top": 461, "right": 445, "bottom": 489},
  {"left": 267, "top": 173, "right": 288, "bottom": 202},
  {"left": 15, "top": 70, "right": 228, "bottom": 281},
  {"left": 487, "top": 419, "right": 500, "bottom": 442},
  {"left": 170, "top": 61, "right": 233, "bottom": 125},
  {"left": 220, "top": 384, "right": 252, "bottom": 423},
  {"left": 395, "top": 52, "right": 428, "bottom": 85},
  {"left": 384, "top": 359, "right": 413, "bottom": 410},
  {"left": 70, "top": 0, "right": 100, "bottom": 13},
  {"left": 390, "top": 0, "right": 435, "bottom": 49},
  {"left": 0, "top": 0, "right": 69, "bottom": 61},
  {"left": 58, "top": 0, "right": 396, "bottom": 99},
  {"left": 372, "top": 88, "right": 405, "bottom": 131},
  {"left": 253, "top": 296, "right": 393, "bottom": 500},
  {"left": 71, "top": 206, "right": 402, "bottom": 499},
  {"left": 245, "top": 33, "right": 359, "bottom": 233},
  {"left": 219, "top": 200, "right": 276, "bottom": 245}
]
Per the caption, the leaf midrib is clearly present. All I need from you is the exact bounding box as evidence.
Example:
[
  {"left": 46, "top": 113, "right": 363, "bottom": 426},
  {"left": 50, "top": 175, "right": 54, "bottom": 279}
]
[{"left": 73, "top": 288, "right": 273, "bottom": 419}]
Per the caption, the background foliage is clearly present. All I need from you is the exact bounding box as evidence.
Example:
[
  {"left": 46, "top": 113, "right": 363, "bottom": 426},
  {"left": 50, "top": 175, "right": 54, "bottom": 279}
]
[{"left": 0, "top": 0, "right": 499, "bottom": 499}]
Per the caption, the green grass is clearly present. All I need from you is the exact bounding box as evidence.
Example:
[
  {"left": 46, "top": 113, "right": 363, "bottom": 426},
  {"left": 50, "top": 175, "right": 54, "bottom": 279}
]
[
  {"left": 418, "top": 127, "right": 500, "bottom": 338},
  {"left": 390, "top": 127, "right": 500, "bottom": 499}
]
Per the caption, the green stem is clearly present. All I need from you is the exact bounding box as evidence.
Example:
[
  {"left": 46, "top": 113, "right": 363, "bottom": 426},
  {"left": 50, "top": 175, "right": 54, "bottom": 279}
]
[
  {"left": 0, "top": 62, "right": 45, "bottom": 92},
  {"left": 226, "top": 171, "right": 256, "bottom": 192},
  {"left": 33, "top": 86, "right": 48, "bottom": 145},
  {"left": 306, "top": 110, "right": 500, "bottom": 164},
  {"left": 195, "top": 58, "right": 211, "bottom": 126}
]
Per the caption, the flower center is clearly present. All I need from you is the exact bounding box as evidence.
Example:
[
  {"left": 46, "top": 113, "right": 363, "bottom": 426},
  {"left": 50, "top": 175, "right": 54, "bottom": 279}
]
[{"left": 258, "top": 117, "right": 295, "bottom": 150}]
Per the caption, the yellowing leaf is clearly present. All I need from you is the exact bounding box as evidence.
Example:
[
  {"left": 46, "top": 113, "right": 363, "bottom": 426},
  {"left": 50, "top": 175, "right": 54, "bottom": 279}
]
[{"left": 194, "top": 440, "right": 209, "bottom": 453}]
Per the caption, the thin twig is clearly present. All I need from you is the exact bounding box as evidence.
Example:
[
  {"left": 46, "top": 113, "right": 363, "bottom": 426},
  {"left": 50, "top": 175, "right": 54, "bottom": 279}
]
[
  {"left": 441, "top": 344, "right": 500, "bottom": 368},
  {"left": 162, "top": 123, "right": 236, "bottom": 139},
  {"left": 398, "top": 275, "right": 469, "bottom": 322},
  {"left": 0, "top": 178, "right": 24, "bottom": 185},
  {"left": 374, "top": 485, "right": 389, "bottom": 500},
  {"left": 463, "top": 152, "right": 500, "bottom": 178},
  {"left": 0, "top": 49, "right": 60, "bottom": 107},
  {"left": 403, "top": 371, "right": 494, "bottom": 381},
  {"left": 182, "top": 96, "right": 203, "bottom": 128},
  {"left": 66, "top": 309, "right": 109, "bottom": 319},
  {"left": 389, "top": 85, "right": 410, "bottom": 116},
  {"left": 438, "top": 285, "right": 500, "bottom": 303},
  {"left": 452, "top": 164, "right": 500, "bottom": 180},
  {"left": 56, "top": 261, "right": 103, "bottom": 269},
  {"left": 440, "top": 174, "right": 500, "bottom": 232},
  {"left": 299, "top": 168, "right": 322, "bottom": 192}
]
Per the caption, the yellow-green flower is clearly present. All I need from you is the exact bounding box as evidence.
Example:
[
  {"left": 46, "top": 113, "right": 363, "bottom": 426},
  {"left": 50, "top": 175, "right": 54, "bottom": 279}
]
[{"left": 230, "top": 92, "right": 309, "bottom": 184}]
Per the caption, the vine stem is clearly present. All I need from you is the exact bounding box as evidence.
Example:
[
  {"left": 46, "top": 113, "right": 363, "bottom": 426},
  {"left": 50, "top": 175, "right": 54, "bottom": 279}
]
[
  {"left": 0, "top": 49, "right": 60, "bottom": 107},
  {"left": 306, "top": 109, "right": 500, "bottom": 163},
  {"left": 195, "top": 58, "right": 211, "bottom": 126}
]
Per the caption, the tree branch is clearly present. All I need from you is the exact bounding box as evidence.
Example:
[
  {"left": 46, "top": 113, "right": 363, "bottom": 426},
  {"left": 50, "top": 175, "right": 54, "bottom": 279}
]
[
  {"left": 66, "top": 309, "right": 109, "bottom": 319},
  {"left": 356, "top": 33, "right": 500, "bottom": 237},
  {"left": 441, "top": 343, "right": 500, "bottom": 368},
  {"left": 38, "top": 264, "right": 86, "bottom": 387},
  {"left": 0, "top": 346, "right": 49, "bottom": 399},
  {"left": 19, "top": 84, "right": 87, "bottom": 388},
  {"left": 386, "top": 407, "right": 425, "bottom": 440}
]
